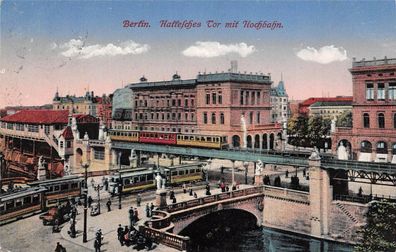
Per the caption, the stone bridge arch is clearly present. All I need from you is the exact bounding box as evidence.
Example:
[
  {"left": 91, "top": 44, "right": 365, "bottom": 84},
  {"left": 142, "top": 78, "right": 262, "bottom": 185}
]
[{"left": 170, "top": 195, "right": 264, "bottom": 234}]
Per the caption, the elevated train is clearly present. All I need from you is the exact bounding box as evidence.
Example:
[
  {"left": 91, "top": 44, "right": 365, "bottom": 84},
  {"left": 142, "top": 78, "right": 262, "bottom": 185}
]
[{"left": 0, "top": 176, "right": 83, "bottom": 225}]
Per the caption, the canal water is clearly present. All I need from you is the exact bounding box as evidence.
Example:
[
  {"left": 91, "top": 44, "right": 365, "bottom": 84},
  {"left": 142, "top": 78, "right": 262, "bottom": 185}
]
[{"left": 201, "top": 227, "right": 354, "bottom": 252}]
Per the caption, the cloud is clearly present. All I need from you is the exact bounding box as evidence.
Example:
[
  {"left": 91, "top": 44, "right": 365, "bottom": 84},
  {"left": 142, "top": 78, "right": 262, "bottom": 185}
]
[
  {"left": 59, "top": 39, "right": 149, "bottom": 59},
  {"left": 182, "top": 41, "right": 255, "bottom": 58},
  {"left": 296, "top": 45, "right": 347, "bottom": 64}
]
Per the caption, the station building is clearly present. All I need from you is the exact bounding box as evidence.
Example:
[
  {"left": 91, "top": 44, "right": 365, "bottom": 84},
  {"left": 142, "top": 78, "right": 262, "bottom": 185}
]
[
  {"left": 0, "top": 110, "right": 103, "bottom": 178},
  {"left": 112, "top": 71, "right": 282, "bottom": 150},
  {"left": 332, "top": 57, "right": 396, "bottom": 163}
]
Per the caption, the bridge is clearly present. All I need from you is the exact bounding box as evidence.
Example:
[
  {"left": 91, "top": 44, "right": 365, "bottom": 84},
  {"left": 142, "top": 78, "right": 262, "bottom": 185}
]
[{"left": 112, "top": 141, "right": 396, "bottom": 176}]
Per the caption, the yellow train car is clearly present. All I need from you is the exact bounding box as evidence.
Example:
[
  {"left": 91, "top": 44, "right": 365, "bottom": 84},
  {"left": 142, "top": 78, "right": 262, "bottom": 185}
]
[
  {"left": 109, "top": 130, "right": 139, "bottom": 142},
  {"left": 176, "top": 134, "right": 228, "bottom": 149},
  {"left": 163, "top": 163, "right": 203, "bottom": 185},
  {"left": 108, "top": 170, "right": 156, "bottom": 195}
]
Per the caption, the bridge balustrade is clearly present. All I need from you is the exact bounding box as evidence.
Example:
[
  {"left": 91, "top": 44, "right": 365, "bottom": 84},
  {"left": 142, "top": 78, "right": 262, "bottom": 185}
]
[{"left": 139, "top": 225, "right": 190, "bottom": 251}]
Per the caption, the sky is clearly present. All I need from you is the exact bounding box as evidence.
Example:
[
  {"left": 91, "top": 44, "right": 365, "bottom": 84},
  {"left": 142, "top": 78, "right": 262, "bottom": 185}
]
[{"left": 1, "top": 0, "right": 396, "bottom": 108}]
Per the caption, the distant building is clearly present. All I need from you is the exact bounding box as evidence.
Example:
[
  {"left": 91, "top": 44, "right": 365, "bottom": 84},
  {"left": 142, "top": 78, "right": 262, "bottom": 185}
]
[
  {"left": 0, "top": 110, "right": 100, "bottom": 178},
  {"left": 112, "top": 66, "right": 283, "bottom": 150},
  {"left": 52, "top": 91, "right": 112, "bottom": 128},
  {"left": 270, "top": 78, "right": 290, "bottom": 125},
  {"left": 298, "top": 96, "right": 353, "bottom": 116},
  {"left": 309, "top": 100, "right": 352, "bottom": 120},
  {"left": 332, "top": 57, "right": 396, "bottom": 163}
]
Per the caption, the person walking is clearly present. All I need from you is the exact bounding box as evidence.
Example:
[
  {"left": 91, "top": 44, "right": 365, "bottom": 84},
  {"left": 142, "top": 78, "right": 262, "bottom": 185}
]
[
  {"left": 88, "top": 196, "right": 93, "bottom": 208},
  {"left": 137, "top": 193, "right": 141, "bottom": 207},
  {"left": 145, "top": 203, "right": 150, "bottom": 217},
  {"left": 133, "top": 208, "right": 139, "bottom": 223},
  {"left": 55, "top": 242, "right": 65, "bottom": 252},
  {"left": 117, "top": 224, "right": 124, "bottom": 246},
  {"left": 182, "top": 183, "right": 187, "bottom": 193},
  {"left": 285, "top": 170, "right": 289, "bottom": 178},
  {"left": 150, "top": 202, "right": 155, "bottom": 213},
  {"left": 106, "top": 199, "right": 112, "bottom": 212},
  {"left": 94, "top": 238, "right": 100, "bottom": 252},
  {"left": 129, "top": 207, "right": 134, "bottom": 227}
]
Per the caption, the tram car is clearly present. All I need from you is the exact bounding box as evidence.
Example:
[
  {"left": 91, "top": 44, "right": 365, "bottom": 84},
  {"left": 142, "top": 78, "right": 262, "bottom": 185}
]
[
  {"left": 0, "top": 187, "right": 47, "bottom": 225},
  {"left": 108, "top": 163, "right": 204, "bottom": 195},
  {"left": 108, "top": 130, "right": 228, "bottom": 149},
  {"left": 108, "top": 169, "right": 156, "bottom": 195},
  {"left": 28, "top": 175, "right": 84, "bottom": 209},
  {"left": 162, "top": 163, "right": 203, "bottom": 184}
]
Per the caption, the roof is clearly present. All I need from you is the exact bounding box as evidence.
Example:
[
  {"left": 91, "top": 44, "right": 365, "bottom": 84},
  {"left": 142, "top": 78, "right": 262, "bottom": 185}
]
[
  {"left": 0, "top": 110, "right": 69, "bottom": 124},
  {"left": 310, "top": 101, "right": 352, "bottom": 108},
  {"left": 0, "top": 187, "right": 47, "bottom": 201},
  {"left": 61, "top": 126, "right": 74, "bottom": 139},
  {"left": 300, "top": 97, "right": 352, "bottom": 107}
]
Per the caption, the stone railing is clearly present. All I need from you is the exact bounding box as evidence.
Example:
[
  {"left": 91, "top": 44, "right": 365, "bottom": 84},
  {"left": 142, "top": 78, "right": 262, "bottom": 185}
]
[
  {"left": 89, "top": 139, "right": 105, "bottom": 146},
  {"left": 141, "top": 210, "right": 190, "bottom": 251},
  {"left": 263, "top": 185, "right": 310, "bottom": 205},
  {"left": 163, "top": 186, "right": 263, "bottom": 213}
]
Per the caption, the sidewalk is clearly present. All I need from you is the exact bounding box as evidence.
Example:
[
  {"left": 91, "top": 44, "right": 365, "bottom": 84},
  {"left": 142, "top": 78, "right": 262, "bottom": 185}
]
[{"left": 60, "top": 184, "right": 252, "bottom": 251}]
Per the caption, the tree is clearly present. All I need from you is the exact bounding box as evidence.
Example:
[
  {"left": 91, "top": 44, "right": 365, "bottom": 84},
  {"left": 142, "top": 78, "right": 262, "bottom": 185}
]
[
  {"left": 336, "top": 111, "right": 353, "bottom": 128},
  {"left": 307, "top": 116, "right": 331, "bottom": 151},
  {"left": 355, "top": 201, "right": 396, "bottom": 252},
  {"left": 287, "top": 115, "right": 308, "bottom": 147}
]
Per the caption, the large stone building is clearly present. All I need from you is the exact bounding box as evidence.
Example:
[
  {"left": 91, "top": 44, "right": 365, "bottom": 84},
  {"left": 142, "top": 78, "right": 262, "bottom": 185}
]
[
  {"left": 332, "top": 57, "right": 396, "bottom": 163},
  {"left": 309, "top": 100, "right": 352, "bottom": 120},
  {"left": 53, "top": 91, "right": 112, "bottom": 128},
  {"left": 298, "top": 96, "right": 352, "bottom": 116},
  {"left": 112, "top": 70, "right": 282, "bottom": 150}
]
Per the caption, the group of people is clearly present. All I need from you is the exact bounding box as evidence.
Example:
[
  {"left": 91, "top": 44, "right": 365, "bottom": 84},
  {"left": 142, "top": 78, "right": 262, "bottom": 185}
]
[
  {"left": 117, "top": 225, "right": 154, "bottom": 250},
  {"left": 145, "top": 202, "right": 155, "bottom": 217},
  {"left": 218, "top": 181, "right": 238, "bottom": 192},
  {"left": 93, "top": 229, "right": 103, "bottom": 252},
  {"left": 129, "top": 206, "right": 139, "bottom": 227}
]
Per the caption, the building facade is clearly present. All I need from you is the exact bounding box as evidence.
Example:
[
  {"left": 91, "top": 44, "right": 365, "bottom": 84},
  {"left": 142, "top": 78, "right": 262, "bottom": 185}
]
[
  {"left": 309, "top": 100, "right": 352, "bottom": 120},
  {"left": 112, "top": 71, "right": 282, "bottom": 150},
  {"left": 298, "top": 97, "right": 352, "bottom": 116},
  {"left": 53, "top": 91, "right": 112, "bottom": 128},
  {"left": 332, "top": 57, "right": 396, "bottom": 163},
  {"left": 270, "top": 79, "right": 290, "bottom": 126}
]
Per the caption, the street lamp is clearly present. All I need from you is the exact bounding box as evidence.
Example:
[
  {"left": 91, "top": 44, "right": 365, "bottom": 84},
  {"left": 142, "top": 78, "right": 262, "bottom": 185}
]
[
  {"left": 118, "top": 152, "right": 122, "bottom": 209},
  {"left": 204, "top": 159, "right": 212, "bottom": 183},
  {"left": 81, "top": 161, "right": 90, "bottom": 243},
  {"left": 91, "top": 181, "right": 104, "bottom": 215},
  {"left": 243, "top": 162, "right": 249, "bottom": 185},
  {"left": 0, "top": 153, "right": 3, "bottom": 194}
]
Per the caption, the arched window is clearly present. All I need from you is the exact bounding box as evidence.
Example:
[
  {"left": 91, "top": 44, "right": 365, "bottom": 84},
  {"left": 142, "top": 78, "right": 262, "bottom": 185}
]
[
  {"left": 378, "top": 113, "right": 385, "bottom": 128},
  {"left": 211, "top": 112, "right": 216, "bottom": 124},
  {"left": 376, "top": 141, "right": 387, "bottom": 154},
  {"left": 363, "top": 113, "right": 370, "bottom": 128},
  {"left": 360, "top": 141, "right": 372, "bottom": 153}
]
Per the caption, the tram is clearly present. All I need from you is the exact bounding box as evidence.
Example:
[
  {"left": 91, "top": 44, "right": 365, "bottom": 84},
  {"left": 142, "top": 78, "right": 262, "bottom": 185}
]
[
  {"left": 162, "top": 163, "right": 203, "bottom": 184},
  {"left": 0, "top": 187, "right": 47, "bottom": 225},
  {"left": 28, "top": 175, "right": 84, "bottom": 209}
]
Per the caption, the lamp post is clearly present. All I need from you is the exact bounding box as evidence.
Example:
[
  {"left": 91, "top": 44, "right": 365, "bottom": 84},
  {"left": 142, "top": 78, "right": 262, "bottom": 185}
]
[
  {"left": 91, "top": 181, "right": 104, "bottom": 215},
  {"left": 0, "top": 153, "right": 4, "bottom": 194},
  {"left": 118, "top": 152, "right": 122, "bottom": 209},
  {"left": 81, "top": 161, "right": 90, "bottom": 243},
  {"left": 205, "top": 159, "right": 212, "bottom": 183},
  {"left": 243, "top": 162, "right": 249, "bottom": 185}
]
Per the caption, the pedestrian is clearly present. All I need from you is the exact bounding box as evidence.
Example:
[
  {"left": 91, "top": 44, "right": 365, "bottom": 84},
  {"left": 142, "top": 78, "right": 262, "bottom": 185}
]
[
  {"left": 53, "top": 218, "right": 59, "bottom": 233},
  {"left": 104, "top": 178, "right": 109, "bottom": 191},
  {"left": 358, "top": 187, "right": 363, "bottom": 197},
  {"left": 193, "top": 192, "right": 197, "bottom": 198},
  {"left": 169, "top": 190, "right": 174, "bottom": 200},
  {"left": 123, "top": 226, "right": 130, "bottom": 246},
  {"left": 285, "top": 170, "right": 289, "bottom": 178},
  {"left": 96, "top": 229, "right": 103, "bottom": 246},
  {"left": 145, "top": 203, "right": 150, "bottom": 218},
  {"left": 150, "top": 202, "right": 155, "bottom": 213},
  {"left": 221, "top": 165, "right": 224, "bottom": 174},
  {"left": 183, "top": 183, "right": 186, "bottom": 193},
  {"left": 232, "top": 184, "right": 236, "bottom": 191},
  {"left": 102, "top": 176, "right": 106, "bottom": 185},
  {"left": 134, "top": 208, "right": 139, "bottom": 223},
  {"left": 129, "top": 207, "right": 134, "bottom": 227},
  {"left": 94, "top": 238, "right": 100, "bottom": 252},
  {"left": 137, "top": 193, "right": 141, "bottom": 207},
  {"left": 55, "top": 242, "right": 65, "bottom": 252},
  {"left": 189, "top": 188, "right": 193, "bottom": 196},
  {"left": 303, "top": 169, "right": 306, "bottom": 177},
  {"left": 226, "top": 185, "right": 229, "bottom": 192},
  {"left": 106, "top": 199, "right": 112, "bottom": 212},
  {"left": 172, "top": 197, "right": 177, "bottom": 203},
  {"left": 220, "top": 182, "right": 225, "bottom": 192},
  {"left": 88, "top": 196, "right": 93, "bottom": 208},
  {"left": 117, "top": 224, "right": 124, "bottom": 246}
]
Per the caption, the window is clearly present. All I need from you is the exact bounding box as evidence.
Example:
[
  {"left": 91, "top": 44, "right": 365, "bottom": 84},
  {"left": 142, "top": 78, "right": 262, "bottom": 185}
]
[
  {"left": 257, "top": 92, "right": 261, "bottom": 104},
  {"left": 60, "top": 141, "right": 64, "bottom": 148},
  {"left": 7, "top": 123, "right": 14, "bottom": 130},
  {"left": 172, "top": 99, "right": 176, "bottom": 106},
  {"left": 211, "top": 112, "right": 216, "bottom": 124},
  {"left": 203, "top": 112, "right": 208, "bottom": 124},
  {"left": 212, "top": 93, "right": 217, "bottom": 104},
  {"left": 94, "top": 149, "right": 105, "bottom": 160},
  {"left": 366, "top": 83, "right": 374, "bottom": 100},
  {"left": 240, "top": 91, "right": 244, "bottom": 105},
  {"left": 394, "top": 114, "right": 396, "bottom": 129},
  {"left": 246, "top": 91, "right": 250, "bottom": 105},
  {"left": 256, "top": 112, "right": 260, "bottom": 124},
  {"left": 363, "top": 113, "right": 370, "bottom": 128},
  {"left": 184, "top": 99, "right": 188, "bottom": 107},
  {"left": 220, "top": 112, "right": 224, "bottom": 124},
  {"left": 218, "top": 92, "right": 222, "bottom": 104},
  {"left": 376, "top": 141, "right": 387, "bottom": 154},
  {"left": 249, "top": 112, "right": 253, "bottom": 124},
  {"left": 191, "top": 113, "right": 195, "bottom": 121},
  {"left": 206, "top": 93, "right": 210, "bottom": 105},
  {"left": 27, "top": 124, "right": 39, "bottom": 132},
  {"left": 191, "top": 99, "right": 195, "bottom": 106},
  {"left": 66, "top": 141, "right": 71, "bottom": 148},
  {"left": 16, "top": 124, "right": 24, "bottom": 131},
  {"left": 378, "top": 83, "right": 385, "bottom": 100},
  {"left": 378, "top": 113, "right": 385, "bottom": 128},
  {"left": 178, "top": 99, "right": 181, "bottom": 106},
  {"left": 252, "top": 91, "right": 255, "bottom": 104},
  {"left": 185, "top": 113, "right": 188, "bottom": 121},
  {"left": 389, "top": 83, "right": 396, "bottom": 100}
]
